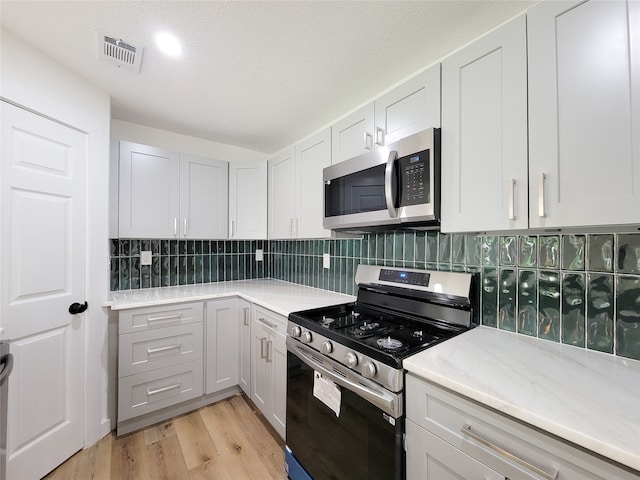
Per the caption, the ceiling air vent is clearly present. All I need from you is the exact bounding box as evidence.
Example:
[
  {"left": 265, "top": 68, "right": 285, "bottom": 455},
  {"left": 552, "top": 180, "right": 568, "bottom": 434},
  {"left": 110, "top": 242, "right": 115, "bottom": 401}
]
[{"left": 98, "top": 33, "right": 143, "bottom": 72}]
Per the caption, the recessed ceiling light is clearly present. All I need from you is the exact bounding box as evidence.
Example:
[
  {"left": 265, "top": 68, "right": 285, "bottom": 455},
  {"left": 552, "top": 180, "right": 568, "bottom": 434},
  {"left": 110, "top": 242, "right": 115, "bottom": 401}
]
[{"left": 155, "top": 32, "right": 182, "bottom": 56}]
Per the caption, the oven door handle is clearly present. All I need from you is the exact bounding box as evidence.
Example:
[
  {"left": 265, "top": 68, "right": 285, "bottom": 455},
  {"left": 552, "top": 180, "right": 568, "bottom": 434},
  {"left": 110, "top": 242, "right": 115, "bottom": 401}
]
[{"left": 287, "top": 337, "right": 401, "bottom": 418}]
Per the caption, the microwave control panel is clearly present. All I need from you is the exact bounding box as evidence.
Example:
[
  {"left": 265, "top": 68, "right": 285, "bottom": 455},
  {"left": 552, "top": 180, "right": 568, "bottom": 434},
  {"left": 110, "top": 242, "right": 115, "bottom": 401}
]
[{"left": 398, "top": 149, "right": 430, "bottom": 206}]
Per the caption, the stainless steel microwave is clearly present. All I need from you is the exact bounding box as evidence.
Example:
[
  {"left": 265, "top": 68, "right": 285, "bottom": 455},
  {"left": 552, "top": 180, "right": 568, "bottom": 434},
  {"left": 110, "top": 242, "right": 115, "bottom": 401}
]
[{"left": 323, "top": 128, "right": 440, "bottom": 232}]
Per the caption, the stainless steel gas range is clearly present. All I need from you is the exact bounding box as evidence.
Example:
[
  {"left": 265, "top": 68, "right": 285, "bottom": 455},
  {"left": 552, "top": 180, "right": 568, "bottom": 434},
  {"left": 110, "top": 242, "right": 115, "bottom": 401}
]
[{"left": 285, "top": 264, "right": 478, "bottom": 480}]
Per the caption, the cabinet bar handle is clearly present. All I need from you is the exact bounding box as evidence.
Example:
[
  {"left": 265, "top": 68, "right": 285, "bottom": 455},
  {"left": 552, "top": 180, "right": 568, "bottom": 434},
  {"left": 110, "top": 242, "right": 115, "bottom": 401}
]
[
  {"left": 147, "top": 383, "right": 181, "bottom": 396},
  {"left": 258, "top": 317, "right": 278, "bottom": 330},
  {"left": 173, "top": 217, "right": 178, "bottom": 236},
  {"left": 461, "top": 425, "right": 558, "bottom": 480},
  {"left": 230, "top": 220, "right": 235, "bottom": 237},
  {"left": 289, "top": 218, "right": 293, "bottom": 236},
  {"left": 243, "top": 307, "right": 250, "bottom": 326},
  {"left": 538, "top": 172, "right": 546, "bottom": 217},
  {"left": 365, "top": 132, "right": 374, "bottom": 150},
  {"left": 147, "top": 343, "right": 181, "bottom": 354},
  {"left": 266, "top": 340, "right": 272, "bottom": 363},
  {"left": 183, "top": 218, "right": 188, "bottom": 236},
  {"left": 508, "top": 178, "right": 516, "bottom": 220},
  {"left": 260, "top": 337, "right": 267, "bottom": 359},
  {"left": 375, "top": 126, "right": 385, "bottom": 146},
  {"left": 147, "top": 314, "right": 181, "bottom": 324}
]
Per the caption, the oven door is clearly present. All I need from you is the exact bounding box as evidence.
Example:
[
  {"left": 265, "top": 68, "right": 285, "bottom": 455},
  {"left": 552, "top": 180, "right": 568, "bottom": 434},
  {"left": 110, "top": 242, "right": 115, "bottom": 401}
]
[{"left": 286, "top": 339, "right": 404, "bottom": 480}]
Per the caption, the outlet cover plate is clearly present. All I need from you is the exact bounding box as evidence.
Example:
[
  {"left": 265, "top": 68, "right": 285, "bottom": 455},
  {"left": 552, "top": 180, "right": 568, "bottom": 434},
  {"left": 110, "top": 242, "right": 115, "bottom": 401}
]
[
  {"left": 323, "top": 253, "right": 331, "bottom": 269},
  {"left": 140, "top": 250, "right": 152, "bottom": 265}
]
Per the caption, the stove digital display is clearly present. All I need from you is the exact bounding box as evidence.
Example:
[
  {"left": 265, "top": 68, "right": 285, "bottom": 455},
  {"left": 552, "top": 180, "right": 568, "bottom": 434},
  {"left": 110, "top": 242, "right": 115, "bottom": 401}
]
[{"left": 379, "top": 269, "right": 430, "bottom": 287}]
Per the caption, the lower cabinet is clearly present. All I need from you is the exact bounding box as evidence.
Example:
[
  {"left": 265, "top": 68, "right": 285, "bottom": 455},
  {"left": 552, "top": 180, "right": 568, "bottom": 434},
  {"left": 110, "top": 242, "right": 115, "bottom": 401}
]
[
  {"left": 117, "top": 302, "right": 205, "bottom": 434},
  {"left": 238, "top": 299, "right": 252, "bottom": 396},
  {"left": 116, "top": 298, "right": 288, "bottom": 439},
  {"left": 251, "top": 306, "right": 287, "bottom": 439},
  {"left": 405, "top": 374, "right": 637, "bottom": 480},
  {"left": 205, "top": 298, "right": 240, "bottom": 394}
]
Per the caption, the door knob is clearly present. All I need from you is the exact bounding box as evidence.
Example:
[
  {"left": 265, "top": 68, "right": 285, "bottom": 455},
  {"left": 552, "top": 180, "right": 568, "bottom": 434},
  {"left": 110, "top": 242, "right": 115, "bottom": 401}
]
[{"left": 69, "top": 301, "right": 88, "bottom": 314}]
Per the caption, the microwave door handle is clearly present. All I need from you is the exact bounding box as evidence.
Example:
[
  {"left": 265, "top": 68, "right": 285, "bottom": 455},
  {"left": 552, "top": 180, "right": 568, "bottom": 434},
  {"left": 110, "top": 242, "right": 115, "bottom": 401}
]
[{"left": 385, "top": 150, "right": 399, "bottom": 218}]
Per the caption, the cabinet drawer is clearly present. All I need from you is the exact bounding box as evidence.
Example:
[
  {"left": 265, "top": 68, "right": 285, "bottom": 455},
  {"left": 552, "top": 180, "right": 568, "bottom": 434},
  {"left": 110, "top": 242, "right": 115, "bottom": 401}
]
[
  {"left": 118, "top": 360, "right": 203, "bottom": 421},
  {"left": 406, "top": 420, "right": 503, "bottom": 480},
  {"left": 119, "top": 302, "right": 203, "bottom": 334},
  {"left": 406, "top": 375, "right": 636, "bottom": 480},
  {"left": 253, "top": 306, "right": 287, "bottom": 335},
  {"left": 119, "top": 323, "right": 203, "bottom": 377}
]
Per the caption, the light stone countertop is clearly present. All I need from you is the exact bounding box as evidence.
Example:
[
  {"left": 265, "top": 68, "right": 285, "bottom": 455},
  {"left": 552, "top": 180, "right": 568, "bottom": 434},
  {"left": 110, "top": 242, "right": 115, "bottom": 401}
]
[
  {"left": 105, "top": 278, "right": 355, "bottom": 317},
  {"left": 404, "top": 326, "right": 640, "bottom": 473}
]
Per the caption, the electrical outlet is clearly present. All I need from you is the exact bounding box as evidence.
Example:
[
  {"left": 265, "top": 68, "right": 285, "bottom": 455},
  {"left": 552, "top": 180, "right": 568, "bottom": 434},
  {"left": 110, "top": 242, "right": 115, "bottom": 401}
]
[
  {"left": 323, "top": 253, "right": 331, "bottom": 269},
  {"left": 255, "top": 249, "right": 264, "bottom": 262},
  {"left": 140, "top": 250, "right": 152, "bottom": 265}
]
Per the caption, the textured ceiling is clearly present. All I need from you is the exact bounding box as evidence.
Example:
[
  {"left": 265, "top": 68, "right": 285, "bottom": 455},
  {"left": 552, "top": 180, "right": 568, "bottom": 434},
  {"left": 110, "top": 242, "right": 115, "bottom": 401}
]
[{"left": 0, "top": 1, "right": 535, "bottom": 154}]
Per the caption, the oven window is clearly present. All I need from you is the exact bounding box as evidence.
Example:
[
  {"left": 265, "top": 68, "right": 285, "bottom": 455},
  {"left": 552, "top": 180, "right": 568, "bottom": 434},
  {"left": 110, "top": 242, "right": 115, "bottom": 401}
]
[
  {"left": 325, "top": 164, "right": 387, "bottom": 217},
  {"left": 286, "top": 351, "right": 403, "bottom": 480}
]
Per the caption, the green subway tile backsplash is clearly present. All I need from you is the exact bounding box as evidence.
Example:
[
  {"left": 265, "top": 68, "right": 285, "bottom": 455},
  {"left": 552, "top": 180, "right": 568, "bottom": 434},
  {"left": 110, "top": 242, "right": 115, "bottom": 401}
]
[{"left": 109, "top": 231, "right": 640, "bottom": 361}]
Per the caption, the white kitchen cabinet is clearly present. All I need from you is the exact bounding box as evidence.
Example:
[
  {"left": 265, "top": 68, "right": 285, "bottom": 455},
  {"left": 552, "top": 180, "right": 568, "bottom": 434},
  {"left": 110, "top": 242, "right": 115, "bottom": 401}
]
[
  {"left": 118, "top": 141, "right": 228, "bottom": 239},
  {"left": 180, "top": 153, "right": 228, "bottom": 239},
  {"left": 405, "top": 374, "right": 637, "bottom": 480},
  {"left": 251, "top": 306, "right": 287, "bottom": 439},
  {"left": 229, "top": 160, "right": 267, "bottom": 239},
  {"left": 205, "top": 298, "right": 240, "bottom": 395},
  {"left": 117, "top": 302, "right": 204, "bottom": 433},
  {"left": 441, "top": 14, "right": 528, "bottom": 233},
  {"left": 268, "top": 147, "right": 296, "bottom": 238},
  {"left": 119, "top": 141, "right": 180, "bottom": 238},
  {"left": 527, "top": 0, "right": 640, "bottom": 229},
  {"left": 268, "top": 128, "right": 331, "bottom": 239},
  {"left": 238, "top": 299, "right": 252, "bottom": 396},
  {"left": 331, "top": 64, "right": 441, "bottom": 164}
]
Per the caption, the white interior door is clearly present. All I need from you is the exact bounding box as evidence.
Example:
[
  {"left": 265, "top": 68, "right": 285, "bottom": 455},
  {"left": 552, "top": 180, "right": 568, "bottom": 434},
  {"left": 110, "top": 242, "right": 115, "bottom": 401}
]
[{"left": 1, "top": 101, "right": 86, "bottom": 479}]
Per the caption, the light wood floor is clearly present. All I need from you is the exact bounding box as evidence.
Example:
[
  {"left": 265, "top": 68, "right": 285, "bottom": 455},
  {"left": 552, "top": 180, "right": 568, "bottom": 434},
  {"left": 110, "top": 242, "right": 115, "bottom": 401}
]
[{"left": 43, "top": 394, "right": 287, "bottom": 480}]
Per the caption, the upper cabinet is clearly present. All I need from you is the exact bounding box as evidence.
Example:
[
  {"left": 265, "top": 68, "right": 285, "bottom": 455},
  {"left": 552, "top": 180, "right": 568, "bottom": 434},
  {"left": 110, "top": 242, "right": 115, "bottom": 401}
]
[
  {"left": 119, "top": 141, "right": 228, "bottom": 239},
  {"left": 229, "top": 160, "right": 267, "bottom": 239},
  {"left": 331, "top": 64, "right": 441, "bottom": 164},
  {"left": 441, "top": 15, "right": 528, "bottom": 232},
  {"left": 527, "top": 0, "right": 640, "bottom": 229},
  {"left": 442, "top": 0, "right": 640, "bottom": 232},
  {"left": 268, "top": 128, "right": 332, "bottom": 239}
]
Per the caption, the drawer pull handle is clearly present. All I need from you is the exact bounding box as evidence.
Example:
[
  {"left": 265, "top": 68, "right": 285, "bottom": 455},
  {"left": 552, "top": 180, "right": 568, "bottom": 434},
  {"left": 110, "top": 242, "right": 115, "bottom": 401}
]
[
  {"left": 147, "top": 314, "right": 181, "bottom": 324},
  {"left": 147, "top": 343, "right": 181, "bottom": 354},
  {"left": 266, "top": 340, "right": 272, "bottom": 363},
  {"left": 147, "top": 383, "right": 181, "bottom": 396},
  {"left": 258, "top": 317, "right": 278, "bottom": 330},
  {"left": 461, "top": 425, "right": 558, "bottom": 480}
]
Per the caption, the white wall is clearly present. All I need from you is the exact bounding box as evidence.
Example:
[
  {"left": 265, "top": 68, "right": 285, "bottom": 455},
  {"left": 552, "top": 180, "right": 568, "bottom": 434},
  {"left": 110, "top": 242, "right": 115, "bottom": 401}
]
[
  {"left": 1, "top": 28, "right": 112, "bottom": 446},
  {"left": 111, "top": 119, "right": 269, "bottom": 162}
]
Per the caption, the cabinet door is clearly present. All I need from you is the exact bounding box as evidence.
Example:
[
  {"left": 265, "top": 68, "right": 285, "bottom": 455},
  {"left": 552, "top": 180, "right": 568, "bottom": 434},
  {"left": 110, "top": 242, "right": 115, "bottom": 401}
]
[
  {"left": 268, "top": 147, "right": 296, "bottom": 238},
  {"left": 374, "top": 63, "right": 441, "bottom": 146},
  {"left": 179, "top": 154, "right": 228, "bottom": 239},
  {"left": 229, "top": 160, "right": 267, "bottom": 239},
  {"left": 119, "top": 141, "right": 180, "bottom": 238},
  {"left": 205, "top": 299, "right": 239, "bottom": 394},
  {"left": 238, "top": 300, "right": 252, "bottom": 396},
  {"left": 270, "top": 331, "right": 287, "bottom": 439},
  {"left": 331, "top": 103, "right": 375, "bottom": 164},
  {"left": 441, "top": 14, "right": 528, "bottom": 232},
  {"left": 296, "top": 128, "right": 332, "bottom": 239},
  {"left": 251, "top": 318, "right": 271, "bottom": 412},
  {"left": 406, "top": 420, "right": 504, "bottom": 480},
  {"left": 528, "top": 0, "right": 640, "bottom": 228}
]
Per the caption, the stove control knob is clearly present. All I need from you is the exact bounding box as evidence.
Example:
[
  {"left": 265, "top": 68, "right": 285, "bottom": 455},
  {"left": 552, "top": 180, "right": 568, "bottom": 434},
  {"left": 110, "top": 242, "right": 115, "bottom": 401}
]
[
  {"left": 290, "top": 326, "right": 302, "bottom": 338},
  {"left": 345, "top": 351, "right": 358, "bottom": 367},
  {"left": 321, "top": 341, "right": 333, "bottom": 354},
  {"left": 362, "top": 361, "right": 377, "bottom": 379},
  {"left": 301, "top": 331, "right": 313, "bottom": 343}
]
